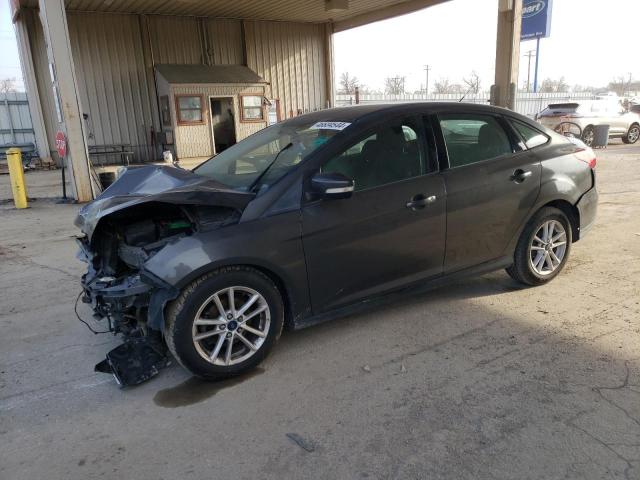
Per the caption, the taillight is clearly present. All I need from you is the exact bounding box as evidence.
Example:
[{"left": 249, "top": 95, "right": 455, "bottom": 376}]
[{"left": 575, "top": 147, "right": 596, "bottom": 169}]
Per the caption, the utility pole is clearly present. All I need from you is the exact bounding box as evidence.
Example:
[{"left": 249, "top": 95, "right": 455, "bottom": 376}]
[
  {"left": 524, "top": 50, "right": 535, "bottom": 92},
  {"left": 424, "top": 64, "right": 431, "bottom": 96}
]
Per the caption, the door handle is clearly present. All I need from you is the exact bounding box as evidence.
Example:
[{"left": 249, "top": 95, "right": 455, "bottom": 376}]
[
  {"left": 511, "top": 169, "right": 532, "bottom": 183},
  {"left": 406, "top": 194, "right": 437, "bottom": 210}
]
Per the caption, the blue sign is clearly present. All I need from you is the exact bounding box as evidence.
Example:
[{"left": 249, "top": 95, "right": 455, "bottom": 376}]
[{"left": 521, "top": 0, "right": 553, "bottom": 40}]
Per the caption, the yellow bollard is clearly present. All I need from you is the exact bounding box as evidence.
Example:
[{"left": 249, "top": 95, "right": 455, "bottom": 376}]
[{"left": 7, "top": 148, "right": 28, "bottom": 209}]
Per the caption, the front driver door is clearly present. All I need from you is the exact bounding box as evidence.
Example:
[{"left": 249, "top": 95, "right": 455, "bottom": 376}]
[{"left": 301, "top": 116, "right": 446, "bottom": 314}]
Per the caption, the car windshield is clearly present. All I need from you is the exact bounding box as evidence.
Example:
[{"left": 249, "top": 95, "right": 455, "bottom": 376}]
[{"left": 193, "top": 120, "right": 344, "bottom": 192}]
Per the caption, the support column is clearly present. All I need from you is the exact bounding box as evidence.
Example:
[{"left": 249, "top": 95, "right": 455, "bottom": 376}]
[
  {"left": 13, "top": 12, "right": 51, "bottom": 165},
  {"left": 491, "top": 0, "right": 522, "bottom": 109},
  {"left": 38, "top": 0, "right": 95, "bottom": 202},
  {"left": 323, "top": 22, "right": 335, "bottom": 109}
]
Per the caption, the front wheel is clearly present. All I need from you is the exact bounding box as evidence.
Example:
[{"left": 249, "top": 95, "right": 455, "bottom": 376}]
[
  {"left": 506, "top": 207, "right": 572, "bottom": 286},
  {"left": 165, "top": 266, "right": 284, "bottom": 379},
  {"left": 622, "top": 124, "right": 640, "bottom": 144}
]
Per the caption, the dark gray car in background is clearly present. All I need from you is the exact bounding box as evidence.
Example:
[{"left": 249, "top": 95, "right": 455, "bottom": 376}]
[{"left": 75, "top": 103, "right": 598, "bottom": 384}]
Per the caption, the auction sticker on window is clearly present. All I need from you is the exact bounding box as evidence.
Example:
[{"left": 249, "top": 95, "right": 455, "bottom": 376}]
[{"left": 309, "top": 121, "right": 351, "bottom": 130}]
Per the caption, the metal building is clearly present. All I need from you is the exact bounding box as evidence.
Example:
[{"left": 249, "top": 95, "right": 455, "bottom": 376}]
[{"left": 10, "top": 0, "right": 523, "bottom": 202}]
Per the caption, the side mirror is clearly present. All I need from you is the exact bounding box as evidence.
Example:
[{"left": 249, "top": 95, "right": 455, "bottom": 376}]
[{"left": 310, "top": 172, "right": 354, "bottom": 200}]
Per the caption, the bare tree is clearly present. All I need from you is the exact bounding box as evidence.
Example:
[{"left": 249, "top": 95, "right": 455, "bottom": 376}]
[
  {"left": 384, "top": 76, "right": 406, "bottom": 95},
  {"left": 433, "top": 77, "right": 452, "bottom": 94},
  {"left": 462, "top": 71, "right": 481, "bottom": 94},
  {"left": 0, "top": 77, "right": 17, "bottom": 94},
  {"left": 433, "top": 77, "right": 464, "bottom": 94},
  {"left": 608, "top": 74, "right": 633, "bottom": 97},
  {"left": 338, "top": 72, "right": 359, "bottom": 94},
  {"left": 539, "top": 77, "right": 569, "bottom": 93}
]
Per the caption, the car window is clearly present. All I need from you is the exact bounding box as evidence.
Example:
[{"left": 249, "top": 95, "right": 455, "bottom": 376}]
[
  {"left": 322, "top": 118, "right": 426, "bottom": 191},
  {"left": 194, "top": 120, "right": 340, "bottom": 192},
  {"left": 438, "top": 114, "right": 512, "bottom": 168},
  {"left": 510, "top": 119, "right": 549, "bottom": 149}
]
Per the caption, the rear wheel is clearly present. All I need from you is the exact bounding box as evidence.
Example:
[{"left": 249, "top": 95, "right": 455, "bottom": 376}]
[
  {"left": 581, "top": 125, "right": 595, "bottom": 147},
  {"left": 506, "top": 207, "right": 572, "bottom": 286},
  {"left": 165, "top": 266, "right": 284, "bottom": 379},
  {"left": 622, "top": 124, "right": 640, "bottom": 144}
]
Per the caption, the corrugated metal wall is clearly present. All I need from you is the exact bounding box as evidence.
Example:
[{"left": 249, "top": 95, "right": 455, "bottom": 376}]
[
  {"left": 25, "top": 9, "right": 329, "bottom": 161},
  {"left": 0, "top": 92, "right": 35, "bottom": 146},
  {"left": 147, "top": 16, "right": 203, "bottom": 65},
  {"left": 205, "top": 19, "right": 244, "bottom": 65},
  {"left": 67, "top": 12, "right": 157, "bottom": 163},
  {"left": 244, "top": 21, "right": 327, "bottom": 120}
]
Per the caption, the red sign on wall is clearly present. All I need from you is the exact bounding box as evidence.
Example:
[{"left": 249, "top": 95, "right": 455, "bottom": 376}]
[{"left": 55, "top": 131, "right": 67, "bottom": 158}]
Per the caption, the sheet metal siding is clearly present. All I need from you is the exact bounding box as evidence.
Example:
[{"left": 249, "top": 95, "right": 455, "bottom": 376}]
[
  {"left": 0, "top": 92, "right": 35, "bottom": 146},
  {"left": 171, "top": 84, "right": 266, "bottom": 159},
  {"left": 147, "top": 16, "right": 202, "bottom": 65},
  {"left": 245, "top": 21, "right": 326, "bottom": 120},
  {"left": 25, "top": 9, "right": 60, "bottom": 160},
  {"left": 67, "top": 13, "right": 157, "bottom": 162},
  {"left": 205, "top": 19, "right": 244, "bottom": 65}
]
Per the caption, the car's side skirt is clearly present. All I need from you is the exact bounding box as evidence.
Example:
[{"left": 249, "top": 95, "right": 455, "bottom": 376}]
[{"left": 293, "top": 256, "right": 513, "bottom": 330}]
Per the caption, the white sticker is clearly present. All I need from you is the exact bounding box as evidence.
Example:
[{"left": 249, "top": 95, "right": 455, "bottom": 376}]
[{"left": 309, "top": 121, "right": 351, "bottom": 131}]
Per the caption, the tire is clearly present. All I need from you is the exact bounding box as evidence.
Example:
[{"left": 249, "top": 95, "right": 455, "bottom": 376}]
[
  {"left": 165, "top": 266, "right": 284, "bottom": 380},
  {"left": 581, "top": 125, "right": 595, "bottom": 147},
  {"left": 506, "top": 207, "right": 573, "bottom": 286},
  {"left": 622, "top": 124, "right": 640, "bottom": 144}
]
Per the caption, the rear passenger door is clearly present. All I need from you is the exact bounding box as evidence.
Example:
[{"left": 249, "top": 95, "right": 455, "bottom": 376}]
[{"left": 434, "top": 112, "right": 541, "bottom": 272}]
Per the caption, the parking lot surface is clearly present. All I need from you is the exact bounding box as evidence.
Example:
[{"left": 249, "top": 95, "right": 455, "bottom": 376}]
[{"left": 1, "top": 142, "right": 639, "bottom": 480}]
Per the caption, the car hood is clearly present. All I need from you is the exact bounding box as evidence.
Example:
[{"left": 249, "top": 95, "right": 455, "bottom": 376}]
[{"left": 75, "top": 165, "right": 254, "bottom": 240}]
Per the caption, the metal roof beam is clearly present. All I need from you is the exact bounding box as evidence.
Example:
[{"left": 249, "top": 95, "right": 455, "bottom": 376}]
[{"left": 332, "top": 0, "right": 450, "bottom": 32}]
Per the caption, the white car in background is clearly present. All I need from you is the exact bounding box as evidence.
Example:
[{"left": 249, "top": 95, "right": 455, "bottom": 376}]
[{"left": 536, "top": 100, "right": 640, "bottom": 146}]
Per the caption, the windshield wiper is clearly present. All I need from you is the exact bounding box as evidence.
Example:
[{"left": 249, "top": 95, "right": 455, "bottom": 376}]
[{"left": 249, "top": 142, "right": 293, "bottom": 193}]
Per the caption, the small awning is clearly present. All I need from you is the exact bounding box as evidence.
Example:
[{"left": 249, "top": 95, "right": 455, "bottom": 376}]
[{"left": 155, "top": 64, "right": 268, "bottom": 85}]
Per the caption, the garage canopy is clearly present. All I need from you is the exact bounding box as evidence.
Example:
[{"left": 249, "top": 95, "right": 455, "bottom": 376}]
[{"left": 16, "top": 0, "right": 450, "bottom": 31}]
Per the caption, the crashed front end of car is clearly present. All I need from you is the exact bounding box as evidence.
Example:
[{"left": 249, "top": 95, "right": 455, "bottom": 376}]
[{"left": 75, "top": 165, "right": 253, "bottom": 386}]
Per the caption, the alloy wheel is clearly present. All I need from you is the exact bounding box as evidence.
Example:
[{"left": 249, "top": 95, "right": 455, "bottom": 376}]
[
  {"left": 191, "top": 286, "right": 271, "bottom": 366},
  {"left": 582, "top": 128, "right": 594, "bottom": 146},
  {"left": 529, "top": 220, "right": 567, "bottom": 276},
  {"left": 628, "top": 126, "right": 640, "bottom": 143}
]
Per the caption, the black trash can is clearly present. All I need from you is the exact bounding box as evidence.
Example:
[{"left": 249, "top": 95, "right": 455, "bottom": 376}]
[{"left": 592, "top": 124, "right": 610, "bottom": 148}]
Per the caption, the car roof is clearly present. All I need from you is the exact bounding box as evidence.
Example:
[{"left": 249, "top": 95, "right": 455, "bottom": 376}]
[{"left": 281, "top": 102, "right": 522, "bottom": 126}]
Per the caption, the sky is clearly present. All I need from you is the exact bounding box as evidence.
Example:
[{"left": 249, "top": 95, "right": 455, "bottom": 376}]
[
  {"left": 334, "top": 0, "right": 640, "bottom": 93},
  {"left": 0, "top": 0, "right": 638, "bottom": 93},
  {"left": 0, "top": 0, "right": 23, "bottom": 90}
]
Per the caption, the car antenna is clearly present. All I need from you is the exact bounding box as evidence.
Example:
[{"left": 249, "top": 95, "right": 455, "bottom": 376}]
[{"left": 459, "top": 85, "right": 475, "bottom": 103}]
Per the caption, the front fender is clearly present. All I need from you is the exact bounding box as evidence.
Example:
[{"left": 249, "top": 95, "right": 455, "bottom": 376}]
[{"left": 143, "top": 210, "right": 311, "bottom": 323}]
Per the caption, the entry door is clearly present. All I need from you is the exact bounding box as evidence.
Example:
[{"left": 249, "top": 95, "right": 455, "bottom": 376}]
[
  {"left": 210, "top": 97, "right": 237, "bottom": 154},
  {"left": 435, "top": 113, "right": 541, "bottom": 272},
  {"left": 301, "top": 117, "right": 446, "bottom": 314}
]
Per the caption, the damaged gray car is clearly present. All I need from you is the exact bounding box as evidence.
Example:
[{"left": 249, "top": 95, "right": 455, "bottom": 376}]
[{"left": 76, "top": 103, "right": 598, "bottom": 385}]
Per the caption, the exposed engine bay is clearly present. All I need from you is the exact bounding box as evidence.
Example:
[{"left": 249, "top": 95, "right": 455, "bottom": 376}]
[
  {"left": 75, "top": 165, "right": 253, "bottom": 385},
  {"left": 77, "top": 203, "right": 241, "bottom": 385}
]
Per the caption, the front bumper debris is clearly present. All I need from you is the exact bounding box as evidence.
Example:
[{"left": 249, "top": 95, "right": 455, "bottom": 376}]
[{"left": 95, "top": 337, "right": 171, "bottom": 387}]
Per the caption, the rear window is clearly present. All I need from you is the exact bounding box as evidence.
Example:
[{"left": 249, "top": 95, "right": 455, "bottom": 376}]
[
  {"left": 510, "top": 119, "right": 549, "bottom": 149},
  {"left": 540, "top": 103, "right": 580, "bottom": 116}
]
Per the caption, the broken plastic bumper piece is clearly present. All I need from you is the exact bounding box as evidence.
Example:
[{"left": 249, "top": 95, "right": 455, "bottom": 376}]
[{"left": 95, "top": 337, "right": 171, "bottom": 387}]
